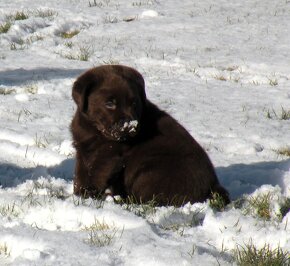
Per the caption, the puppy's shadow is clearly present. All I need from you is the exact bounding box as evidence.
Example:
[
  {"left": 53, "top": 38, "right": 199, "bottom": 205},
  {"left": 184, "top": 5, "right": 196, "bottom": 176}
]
[
  {"left": 217, "top": 159, "right": 290, "bottom": 200},
  {"left": 0, "top": 159, "right": 75, "bottom": 188}
]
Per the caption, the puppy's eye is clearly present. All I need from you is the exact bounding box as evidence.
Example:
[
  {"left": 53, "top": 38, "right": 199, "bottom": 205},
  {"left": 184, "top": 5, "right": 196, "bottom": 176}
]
[
  {"left": 131, "top": 99, "right": 138, "bottom": 108},
  {"left": 105, "top": 99, "right": 117, "bottom": 110}
]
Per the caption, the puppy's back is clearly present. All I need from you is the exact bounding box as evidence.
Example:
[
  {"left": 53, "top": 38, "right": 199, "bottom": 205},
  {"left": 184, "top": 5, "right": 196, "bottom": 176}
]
[{"left": 124, "top": 101, "right": 230, "bottom": 206}]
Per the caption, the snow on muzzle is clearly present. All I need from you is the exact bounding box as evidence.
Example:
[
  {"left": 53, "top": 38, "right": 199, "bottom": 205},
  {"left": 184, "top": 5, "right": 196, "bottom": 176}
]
[{"left": 109, "top": 119, "right": 139, "bottom": 140}]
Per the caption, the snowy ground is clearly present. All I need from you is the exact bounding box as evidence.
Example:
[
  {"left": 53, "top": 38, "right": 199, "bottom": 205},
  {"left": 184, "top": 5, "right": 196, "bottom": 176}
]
[{"left": 0, "top": 0, "right": 290, "bottom": 265}]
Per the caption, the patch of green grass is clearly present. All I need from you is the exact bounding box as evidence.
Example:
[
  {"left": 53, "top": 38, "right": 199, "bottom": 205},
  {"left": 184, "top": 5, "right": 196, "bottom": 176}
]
[
  {"left": 266, "top": 109, "right": 274, "bottom": 119},
  {"left": 274, "top": 147, "right": 290, "bottom": 157},
  {"left": 10, "top": 42, "right": 17, "bottom": 50},
  {"left": 103, "top": 15, "right": 118, "bottom": 24},
  {"left": 34, "top": 9, "right": 58, "bottom": 18},
  {"left": 10, "top": 35, "right": 44, "bottom": 50},
  {"left": 281, "top": 107, "right": 290, "bottom": 120},
  {"left": 61, "top": 45, "right": 93, "bottom": 61},
  {"left": 268, "top": 78, "right": 278, "bottom": 86},
  {"left": 209, "top": 192, "right": 228, "bottom": 212},
  {"left": 0, "top": 21, "right": 12, "bottom": 34},
  {"left": 10, "top": 39, "right": 26, "bottom": 50},
  {"left": 8, "top": 11, "right": 29, "bottom": 21},
  {"left": 25, "top": 84, "right": 38, "bottom": 94},
  {"left": 64, "top": 41, "right": 73, "bottom": 48},
  {"left": 59, "top": 30, "right": 80, "bottom": 39},
  {"left": 71, "top": 52, "right": 90, "bottom": 61},
  {"left": 252, "top": 80, "right": 260, "bottom": 86},
  {"left": 235, "top": 242, "right": 290, "bottom": 266},
  {"left": 89, "top": 0, "right": 110, "bottom": 8},
  {"left": 244, "top": 193, "right": 272, "bottom": 221},
  {"left": 118, "top": 196, "right": 157, "bottom": 218},
  {"left": 0, "top": 87, "right": 16, "bottom": 95},
  {"left": 266, "top": 107, "right": 290, "bottom": 120},
  {"left": 0, "top": 202, "right": 20, "bottom": 218}
]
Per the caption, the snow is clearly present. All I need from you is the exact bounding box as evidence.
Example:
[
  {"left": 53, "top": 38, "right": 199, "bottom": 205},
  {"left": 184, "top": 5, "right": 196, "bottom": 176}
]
[
  {"left": 0, "top": 0, "right": 290, "bottom": 265},
  {"left": 122, "top": 120, "right": 138, "bottom": 133},
  {"left": 140, "top": 10, "right": 159, "bottom": 18}
]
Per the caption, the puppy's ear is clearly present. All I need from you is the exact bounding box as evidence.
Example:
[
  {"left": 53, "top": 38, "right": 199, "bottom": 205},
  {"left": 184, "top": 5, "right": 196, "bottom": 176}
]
[
  {"left": 72, "top": 70, "right": 100, "bottom": 113},
  {"left": 112, "top": 65, "right": 146, "bottom": 102},
  {"left": 130, "top": 69, "right": 146, "bottom": 103},
  {"left": 72, "top": 80, "right": 89, "bottom": 113}
]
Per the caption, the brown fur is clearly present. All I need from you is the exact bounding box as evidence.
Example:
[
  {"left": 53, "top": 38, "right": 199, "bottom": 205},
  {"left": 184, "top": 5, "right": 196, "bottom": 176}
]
[{"left": 71, "top": 65, "right": 230, "bottom": 206}]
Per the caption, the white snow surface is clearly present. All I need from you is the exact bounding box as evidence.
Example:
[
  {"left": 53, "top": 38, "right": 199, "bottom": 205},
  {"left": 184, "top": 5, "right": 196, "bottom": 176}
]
[{"left": 0, "top": 0, "right": 290, "bottom": 265}]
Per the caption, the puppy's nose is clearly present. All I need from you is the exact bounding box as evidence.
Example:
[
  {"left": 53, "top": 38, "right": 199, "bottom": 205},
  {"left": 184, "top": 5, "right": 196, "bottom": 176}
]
[
  {"left": 118, "top": 117, "right": 130, "bottom": 126},
  {"left": 119, "top": 116, "right": 134, "bottom": 125}
]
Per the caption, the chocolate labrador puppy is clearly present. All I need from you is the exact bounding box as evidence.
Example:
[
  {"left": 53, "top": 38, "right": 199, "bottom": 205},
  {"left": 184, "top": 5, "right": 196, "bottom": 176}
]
[{"left": 71, "top": 65, "right": 229, "bottom": 206}]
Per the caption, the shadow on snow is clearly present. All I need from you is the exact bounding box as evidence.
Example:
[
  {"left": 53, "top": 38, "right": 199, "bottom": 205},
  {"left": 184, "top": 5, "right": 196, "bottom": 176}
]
[
  {"left": 0, "top": 158, "right": 289, "bottom": 200},
  {"left": 0, "top": 159, "right": 75, "bottom": 188},
  {"left": 217, "top": 159, "right": 290, "bottom": 200},
  {"left": 0, "top": 67, "right": 85, "bottom": 86}
]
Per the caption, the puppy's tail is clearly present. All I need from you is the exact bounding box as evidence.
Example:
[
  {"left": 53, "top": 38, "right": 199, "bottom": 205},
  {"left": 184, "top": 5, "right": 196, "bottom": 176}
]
[{"left": 211, "top": 184, "right": 231, "bottom": 206}]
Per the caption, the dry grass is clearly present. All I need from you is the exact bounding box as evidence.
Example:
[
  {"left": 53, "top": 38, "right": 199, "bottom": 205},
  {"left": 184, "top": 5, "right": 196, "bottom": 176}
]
[
  {"left": 59, "top": 30, "right": 80, "bottom": 39},
  {"left": 274, "top": 147, "right": 290, "bottom": 157},
  {"left": 83, "top": 218, "right": 119, "bottom": 247},
  {"left": 0, "top": 202, "right": 20, "bottom": 218},
  {"left": 266, "top": 107, "right": 290, "bottom": 120},
  {"left": 7, "top": 11, "right": 29, "bottom": 21},
  {"left": 0, "top": 243, "right": 10, "bottom": 258},
  {"left": 0, "top": 22, "right": 12, "bottom": 34}
]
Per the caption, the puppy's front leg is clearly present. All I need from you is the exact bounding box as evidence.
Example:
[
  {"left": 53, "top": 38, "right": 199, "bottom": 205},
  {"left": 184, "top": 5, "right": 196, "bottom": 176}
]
[
  {"left": 73, "top": 152, "right": 99, "bottom": 198},
  {"left": 74, "top": 151, "right": 124, "bottom": 199},
  {"left": 88, "top": 156, "right": 125, "bottom": 198}
]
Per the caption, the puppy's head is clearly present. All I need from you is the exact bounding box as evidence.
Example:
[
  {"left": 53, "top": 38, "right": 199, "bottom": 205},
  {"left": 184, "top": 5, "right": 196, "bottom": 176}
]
[{"left": 72, "top": 65, "right": 146, "bottom": 141}]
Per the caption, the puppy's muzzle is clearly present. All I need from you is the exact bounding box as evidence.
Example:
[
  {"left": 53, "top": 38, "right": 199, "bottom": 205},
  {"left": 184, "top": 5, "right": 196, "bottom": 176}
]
[{"left": 110, "top": 119, "right": 139, "bottom": 140}]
